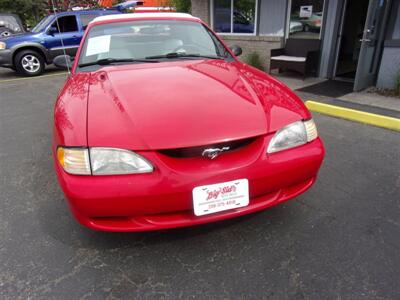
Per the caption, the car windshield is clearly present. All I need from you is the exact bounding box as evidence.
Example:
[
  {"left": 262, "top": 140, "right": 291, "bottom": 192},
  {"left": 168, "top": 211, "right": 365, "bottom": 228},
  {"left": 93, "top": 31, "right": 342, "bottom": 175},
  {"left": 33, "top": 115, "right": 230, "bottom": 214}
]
[
  {"left": 31, "top": 15, "right": 54, "bottom": 33},
  {"left": 78, "top": 20, "right": 230, "bottom": 66},
  {"left": 0, "top": 15, "right": 23, "bottom": 32}
]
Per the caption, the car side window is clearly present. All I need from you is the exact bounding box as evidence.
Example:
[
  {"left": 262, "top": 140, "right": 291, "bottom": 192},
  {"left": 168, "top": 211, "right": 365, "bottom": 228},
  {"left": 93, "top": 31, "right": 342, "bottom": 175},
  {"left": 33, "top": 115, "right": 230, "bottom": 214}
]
[
  {"left": 80, "top": 14, "right": 99, "bottom": 29},
  {"left": 51, "top": 16, "right": 78, "bottom": 33}
]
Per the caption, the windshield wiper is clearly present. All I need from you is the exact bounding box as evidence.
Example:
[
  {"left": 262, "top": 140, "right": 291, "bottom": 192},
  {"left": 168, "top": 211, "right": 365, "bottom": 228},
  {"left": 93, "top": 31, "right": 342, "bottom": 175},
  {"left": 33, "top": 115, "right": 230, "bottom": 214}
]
[
  {"left": 79, "top": 58, "right": 160, "bottom": 68},
  {"left": 145, "top": 53, "right": 224, "bottom": 60}
]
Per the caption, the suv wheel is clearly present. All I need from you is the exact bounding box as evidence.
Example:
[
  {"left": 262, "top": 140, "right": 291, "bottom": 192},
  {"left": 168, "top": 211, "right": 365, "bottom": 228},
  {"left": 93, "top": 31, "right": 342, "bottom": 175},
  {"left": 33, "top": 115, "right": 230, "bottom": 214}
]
[{"left": 15, "top": 50, "right": 45, "bottom": 76}]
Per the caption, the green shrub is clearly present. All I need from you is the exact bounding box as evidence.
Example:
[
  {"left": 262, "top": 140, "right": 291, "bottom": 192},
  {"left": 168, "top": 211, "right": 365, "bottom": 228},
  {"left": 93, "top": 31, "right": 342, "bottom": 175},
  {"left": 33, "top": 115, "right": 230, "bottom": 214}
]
[
  {"left": 395, "top": 70, "right": 400, "bottom": 96},
  {"left": 245, "top": 52, "right": 264, "bottom": 71}
]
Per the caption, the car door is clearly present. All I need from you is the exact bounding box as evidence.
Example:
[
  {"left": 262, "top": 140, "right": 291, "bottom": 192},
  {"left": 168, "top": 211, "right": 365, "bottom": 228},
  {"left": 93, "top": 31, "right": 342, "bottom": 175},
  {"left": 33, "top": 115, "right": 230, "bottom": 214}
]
[{"left": 45, "top": 15, "right": 81, "bottom": 59}]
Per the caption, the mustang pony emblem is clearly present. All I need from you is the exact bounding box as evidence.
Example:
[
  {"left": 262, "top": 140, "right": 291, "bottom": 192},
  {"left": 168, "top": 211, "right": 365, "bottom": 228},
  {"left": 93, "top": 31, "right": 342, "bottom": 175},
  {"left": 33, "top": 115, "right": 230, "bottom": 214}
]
[{"left": 202, "top": 147, "right": 230, "bottom": 159}]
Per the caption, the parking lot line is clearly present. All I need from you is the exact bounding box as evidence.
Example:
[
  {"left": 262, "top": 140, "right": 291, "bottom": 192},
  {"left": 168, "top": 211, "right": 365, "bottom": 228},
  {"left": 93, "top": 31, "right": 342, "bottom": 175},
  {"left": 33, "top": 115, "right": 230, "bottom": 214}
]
[
  {"left": 306, "top": 100, "right": 400, "bottom": 132},
  {"left": 0, "top": 72, "right": 67, "bottom": 84}
]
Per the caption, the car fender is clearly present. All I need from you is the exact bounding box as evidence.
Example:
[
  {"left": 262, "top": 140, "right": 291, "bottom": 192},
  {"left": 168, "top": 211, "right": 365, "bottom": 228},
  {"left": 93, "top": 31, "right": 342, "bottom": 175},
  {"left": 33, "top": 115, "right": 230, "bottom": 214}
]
[{"left": 10, "top": 42, "right": 51, "bottom": 64}]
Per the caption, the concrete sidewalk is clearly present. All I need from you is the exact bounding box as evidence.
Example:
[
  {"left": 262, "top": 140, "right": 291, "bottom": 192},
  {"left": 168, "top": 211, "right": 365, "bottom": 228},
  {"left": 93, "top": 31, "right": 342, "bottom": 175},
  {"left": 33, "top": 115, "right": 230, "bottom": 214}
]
[
  {"left": 271, "top": 71, "right": 400, "bottom": 113},
  {"left": 271, "top": 71, "right": 400, "bottom": 131}
]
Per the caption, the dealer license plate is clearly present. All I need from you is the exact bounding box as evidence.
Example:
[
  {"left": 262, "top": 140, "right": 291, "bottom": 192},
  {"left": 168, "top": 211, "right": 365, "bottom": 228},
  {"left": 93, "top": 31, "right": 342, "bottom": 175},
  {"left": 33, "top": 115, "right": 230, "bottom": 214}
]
[{"left": 192, "top": 179, "right": 249, "bottom": 216}]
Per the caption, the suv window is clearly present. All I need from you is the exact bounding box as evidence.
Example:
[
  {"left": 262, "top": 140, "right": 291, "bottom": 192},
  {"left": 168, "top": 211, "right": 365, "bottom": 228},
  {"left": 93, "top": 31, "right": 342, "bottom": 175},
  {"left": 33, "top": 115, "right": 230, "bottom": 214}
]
[
  {"left": 80, "top": 14, "right": 99, "bottom": 28},
  {"left": 52, "top": 16, "right": 78, "bottom": 33}
]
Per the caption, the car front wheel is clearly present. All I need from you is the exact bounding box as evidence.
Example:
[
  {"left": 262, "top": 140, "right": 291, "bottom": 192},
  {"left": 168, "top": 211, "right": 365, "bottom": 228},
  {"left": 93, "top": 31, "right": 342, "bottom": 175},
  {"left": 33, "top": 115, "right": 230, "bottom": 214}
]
[{"left": 14, "top": 50, "right": 45, "bottom": 76}]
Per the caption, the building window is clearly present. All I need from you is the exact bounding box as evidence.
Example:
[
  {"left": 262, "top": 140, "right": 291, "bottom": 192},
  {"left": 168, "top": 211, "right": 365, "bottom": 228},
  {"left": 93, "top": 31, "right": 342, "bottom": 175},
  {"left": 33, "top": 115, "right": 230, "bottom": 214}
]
[
  {"left": 258, "top": 1, "right": 287, "bottom": 37},
  {"left": 213, "top": 0, "right": 257, "bottom": 34},
  {"left": 288, "top": 0, "right": 325, "bottom": 39}
]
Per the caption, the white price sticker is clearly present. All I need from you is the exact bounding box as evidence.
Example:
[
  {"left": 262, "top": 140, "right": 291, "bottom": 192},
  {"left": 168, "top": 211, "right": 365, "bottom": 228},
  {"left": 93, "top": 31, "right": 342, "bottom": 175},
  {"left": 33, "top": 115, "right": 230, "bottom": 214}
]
[{"left": 86, "top": 35, "right": 111, "bottom": 56}]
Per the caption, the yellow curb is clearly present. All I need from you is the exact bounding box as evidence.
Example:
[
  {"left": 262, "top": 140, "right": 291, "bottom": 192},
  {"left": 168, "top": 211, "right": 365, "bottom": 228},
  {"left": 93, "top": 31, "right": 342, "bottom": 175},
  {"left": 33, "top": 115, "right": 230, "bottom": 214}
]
[
  {"left": 305, "top": 100, "right": 400, "bottom": 132},
  {"left": 0, "top": 72, "right": 67, "bottom": 84}
]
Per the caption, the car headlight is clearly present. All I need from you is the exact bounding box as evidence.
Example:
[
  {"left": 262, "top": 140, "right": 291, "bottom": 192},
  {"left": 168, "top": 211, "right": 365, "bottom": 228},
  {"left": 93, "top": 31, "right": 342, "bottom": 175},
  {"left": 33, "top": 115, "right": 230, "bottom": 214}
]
[
  {"left": 267, "top": 119, "right": 318, "bottom": 154},
  {"left": 57, "top": 147, "right": 153, "bottom": 175},
  {"left": 0, "top": 42, "right": 6, "bottom": 50},
  {"left": 90, "top": 147, "right": 153, "bottom": 175}
]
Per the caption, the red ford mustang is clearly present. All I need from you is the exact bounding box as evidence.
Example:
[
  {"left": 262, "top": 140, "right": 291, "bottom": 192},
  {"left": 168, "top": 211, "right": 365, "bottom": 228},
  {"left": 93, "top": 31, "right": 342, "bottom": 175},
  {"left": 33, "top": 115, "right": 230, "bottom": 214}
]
[{"left": 53, "top": 13, "right": 325, "bottom": 232}]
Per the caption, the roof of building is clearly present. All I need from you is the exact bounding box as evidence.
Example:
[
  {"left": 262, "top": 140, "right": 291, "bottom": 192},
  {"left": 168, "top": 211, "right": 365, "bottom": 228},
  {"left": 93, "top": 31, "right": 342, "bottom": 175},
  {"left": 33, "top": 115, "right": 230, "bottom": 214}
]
[{"left": 92, "top": 12, "right": 199, "bottom": 24}]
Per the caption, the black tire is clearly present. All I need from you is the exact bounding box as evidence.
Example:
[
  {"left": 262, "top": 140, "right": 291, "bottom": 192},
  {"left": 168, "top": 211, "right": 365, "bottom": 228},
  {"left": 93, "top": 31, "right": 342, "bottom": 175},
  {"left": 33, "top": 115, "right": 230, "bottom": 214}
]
[
  {"left": 0, "top": 27, "right": 14, "bottom": 37},
  {"left": 14, "top": 49, "right": 45, "bottom": 77}
]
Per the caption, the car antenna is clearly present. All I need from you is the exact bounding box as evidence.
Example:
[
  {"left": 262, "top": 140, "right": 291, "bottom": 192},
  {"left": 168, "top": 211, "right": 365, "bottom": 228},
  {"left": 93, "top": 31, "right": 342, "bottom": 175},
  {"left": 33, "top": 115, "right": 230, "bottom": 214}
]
[{"left": 50, "top": 0, "right": 72, "bottom": 77}]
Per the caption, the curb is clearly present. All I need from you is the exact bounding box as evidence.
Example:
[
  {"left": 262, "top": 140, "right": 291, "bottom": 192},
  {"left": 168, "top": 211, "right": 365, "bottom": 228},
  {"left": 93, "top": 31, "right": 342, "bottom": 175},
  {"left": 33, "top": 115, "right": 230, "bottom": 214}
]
[{"left": 305, "top": 100, "right": 400, "bottom": 132}]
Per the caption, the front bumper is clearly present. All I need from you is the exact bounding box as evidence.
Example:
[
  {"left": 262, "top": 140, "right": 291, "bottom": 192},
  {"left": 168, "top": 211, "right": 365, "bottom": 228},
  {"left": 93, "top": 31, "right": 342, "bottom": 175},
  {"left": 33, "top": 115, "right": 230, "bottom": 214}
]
[
  {"left": 54, "top": 137, "right": 325, "bottom": 232},
  {"left": 0, "top": 49, "right": 12, "bottom": 67}
]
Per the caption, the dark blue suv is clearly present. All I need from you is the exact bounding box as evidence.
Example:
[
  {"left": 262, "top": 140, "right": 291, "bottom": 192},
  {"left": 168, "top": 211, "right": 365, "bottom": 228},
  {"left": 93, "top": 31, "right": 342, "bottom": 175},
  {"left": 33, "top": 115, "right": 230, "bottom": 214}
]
[{"left": 0, "top": 9, "right": 120, "bottom": 76}]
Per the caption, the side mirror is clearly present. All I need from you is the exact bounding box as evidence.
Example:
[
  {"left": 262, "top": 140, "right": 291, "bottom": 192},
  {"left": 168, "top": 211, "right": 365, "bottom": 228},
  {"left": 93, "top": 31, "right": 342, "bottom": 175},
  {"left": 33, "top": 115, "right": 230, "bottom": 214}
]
[
  {"left": 53, "top": 55, "right": 73, "bottom": 70},
  {"left": 230, "top": 45, "right": 242, "bottom": 57},
  {"left": 48, "top": 26, "right": 58, "bottom": 35}
]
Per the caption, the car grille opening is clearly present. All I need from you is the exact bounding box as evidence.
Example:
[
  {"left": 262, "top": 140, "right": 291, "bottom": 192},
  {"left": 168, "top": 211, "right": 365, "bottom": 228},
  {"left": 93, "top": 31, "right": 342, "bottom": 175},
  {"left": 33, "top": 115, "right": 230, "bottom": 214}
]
[{"left": 159, "top": 137, "right": 256, "bottom": 158}]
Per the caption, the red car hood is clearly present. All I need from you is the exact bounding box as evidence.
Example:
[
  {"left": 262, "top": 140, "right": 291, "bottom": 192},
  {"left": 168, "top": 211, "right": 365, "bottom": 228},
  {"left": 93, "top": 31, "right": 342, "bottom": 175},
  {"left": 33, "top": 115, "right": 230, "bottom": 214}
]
[{"left": 87, "top": 60, "right": 306, "bottom": 150}]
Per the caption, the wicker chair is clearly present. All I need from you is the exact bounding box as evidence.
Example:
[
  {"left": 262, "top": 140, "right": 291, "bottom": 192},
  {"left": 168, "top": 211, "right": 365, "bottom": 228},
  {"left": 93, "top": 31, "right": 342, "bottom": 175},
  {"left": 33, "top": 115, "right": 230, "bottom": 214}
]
[{"left": 270, "top": 39, "right": 321, "bottom": 79}]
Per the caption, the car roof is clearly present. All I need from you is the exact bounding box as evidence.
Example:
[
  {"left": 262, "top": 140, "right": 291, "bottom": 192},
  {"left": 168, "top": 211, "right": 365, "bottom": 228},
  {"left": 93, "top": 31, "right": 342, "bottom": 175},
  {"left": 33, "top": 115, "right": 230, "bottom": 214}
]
[
  {"left": 0, "top": 13, "right": 20, "bottom": 17},
  {"left": 52, "top": 9, "right": 118, "bottom": 17},
  {"left": 91, "top": 12, "right": 199, "bottom": 25}
]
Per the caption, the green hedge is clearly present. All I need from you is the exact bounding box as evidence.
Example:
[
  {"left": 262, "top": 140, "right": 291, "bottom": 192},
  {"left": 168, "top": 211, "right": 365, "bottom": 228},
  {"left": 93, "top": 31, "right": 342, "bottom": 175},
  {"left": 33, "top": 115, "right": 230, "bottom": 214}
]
[{"left": 245, "top": 52, "right": 264, "bottom": 71}]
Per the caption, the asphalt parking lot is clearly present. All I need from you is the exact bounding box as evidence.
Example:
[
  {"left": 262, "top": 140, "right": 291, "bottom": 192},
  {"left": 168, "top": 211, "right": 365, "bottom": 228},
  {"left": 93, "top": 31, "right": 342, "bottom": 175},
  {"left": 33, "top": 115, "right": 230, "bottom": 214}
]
[{"left": 1, "top": 68, "right": 400, "bottom": 299}]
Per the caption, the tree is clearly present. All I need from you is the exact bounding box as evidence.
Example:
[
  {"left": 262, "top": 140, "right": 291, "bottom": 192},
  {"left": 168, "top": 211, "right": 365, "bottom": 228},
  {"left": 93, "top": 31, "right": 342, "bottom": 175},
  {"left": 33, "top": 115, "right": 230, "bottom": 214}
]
[
  {"left": 54, "top": 0, "right": 100, "bottom": 11},
  {"left": 0, "top": 0, "right": 100, "bottom": 28},
  {"left": 167, "top": 0, "right": 191, "bottom": 13},
  {"left": 0, "top": 0, "right": 48, "bottom": 27}
]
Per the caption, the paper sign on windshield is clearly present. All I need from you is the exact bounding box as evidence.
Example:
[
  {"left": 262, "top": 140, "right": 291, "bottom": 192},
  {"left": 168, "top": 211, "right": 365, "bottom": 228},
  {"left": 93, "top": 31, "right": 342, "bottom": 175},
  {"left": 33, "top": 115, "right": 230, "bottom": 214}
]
[{"left": 86, "top": 35, "right": 111, "bottom": 56}]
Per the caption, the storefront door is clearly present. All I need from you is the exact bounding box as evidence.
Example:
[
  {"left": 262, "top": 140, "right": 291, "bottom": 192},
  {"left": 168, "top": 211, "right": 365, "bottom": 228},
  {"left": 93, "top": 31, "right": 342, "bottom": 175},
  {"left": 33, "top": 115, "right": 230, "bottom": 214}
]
[{"left": 354, "top": 0, "right": 391, "bottom": 91}]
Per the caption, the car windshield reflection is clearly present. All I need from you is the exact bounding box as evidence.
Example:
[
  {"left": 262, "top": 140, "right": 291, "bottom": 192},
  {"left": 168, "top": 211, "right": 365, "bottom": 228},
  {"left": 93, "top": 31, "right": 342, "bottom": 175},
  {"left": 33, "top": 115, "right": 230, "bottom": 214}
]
[{"left": 78, "top": 20, "right": 230, "bottom": 67}]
